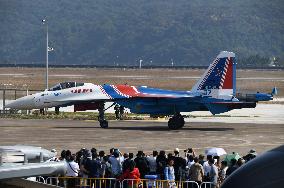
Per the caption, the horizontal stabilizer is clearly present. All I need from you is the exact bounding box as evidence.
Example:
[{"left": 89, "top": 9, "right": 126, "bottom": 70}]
[
  {"left": 272, "top": 87, "right": 278, "bottom": 96},
  {"left": 206, "top": 102, "right": 256, "bottom": 115}
]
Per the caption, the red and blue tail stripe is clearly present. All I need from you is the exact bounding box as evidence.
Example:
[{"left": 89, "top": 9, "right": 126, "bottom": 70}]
[{"left": 192, "top": 51, "right": 235, "bottom": 94}]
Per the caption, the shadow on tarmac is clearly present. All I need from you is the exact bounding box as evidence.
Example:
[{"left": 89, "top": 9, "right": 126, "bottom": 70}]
[{"left": 53, "top": 126, "right": 234, "bottom": 132}]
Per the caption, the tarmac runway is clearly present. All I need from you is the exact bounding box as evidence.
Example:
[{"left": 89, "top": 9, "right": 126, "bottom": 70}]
[{"left": 0, "top": 118, "right": 283, "bottom": 157}]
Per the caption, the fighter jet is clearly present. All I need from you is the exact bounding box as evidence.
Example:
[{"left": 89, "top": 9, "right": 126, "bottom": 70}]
[{"left": 5, "top": 51, "right": 274, "bottom": 129}]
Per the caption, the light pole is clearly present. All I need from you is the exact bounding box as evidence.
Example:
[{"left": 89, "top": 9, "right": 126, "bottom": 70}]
[
  {"left": 42, "top": 19, "right": 53, "bottom": 90},
  {"left": 139, "top": 59, "right": 143, "bottom": 69},
  {"left": 42, "top": 19, "right": 49, "bottom": 90}
]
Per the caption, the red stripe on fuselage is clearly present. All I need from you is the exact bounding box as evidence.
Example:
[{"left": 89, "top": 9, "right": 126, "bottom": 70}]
[{"left": 115, "top": 85, "right": 140, "bottom": 97}]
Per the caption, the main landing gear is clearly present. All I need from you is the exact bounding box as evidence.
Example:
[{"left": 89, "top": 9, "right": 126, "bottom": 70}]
[
  {"left": 55, "top": 107, "right": 60, "bottom": 115},
  {"left": 98, "top": 103, "right": 108, "bottom": 128},
  {"left": 168, "top": 113, "right": 185, "bottom": 130}
]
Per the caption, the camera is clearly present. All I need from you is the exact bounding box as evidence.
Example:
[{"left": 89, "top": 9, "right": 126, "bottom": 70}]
[{"left": 184, "top": 148, "right": 193, "bottom": 153}]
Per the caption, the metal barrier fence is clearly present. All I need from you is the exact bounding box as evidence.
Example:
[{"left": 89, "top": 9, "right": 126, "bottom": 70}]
[
  {"left": 45, "top": 177, "right": 120, "bottom": 188},
  {"left": 200, "top": 182, "right": 214, "bottom": 188},
  {"left": 121, "top": 179, "right": 200, "bottom": 188},
  {"left": 39, "top": 177, "right": 212, "bottom": 188}
]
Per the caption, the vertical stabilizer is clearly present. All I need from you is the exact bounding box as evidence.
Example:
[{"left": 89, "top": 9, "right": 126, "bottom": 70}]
[{"left": 191, "top": 51, "right": 236, "bottom": 99}]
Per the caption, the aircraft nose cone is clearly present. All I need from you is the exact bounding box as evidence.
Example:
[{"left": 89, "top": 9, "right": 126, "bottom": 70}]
[{"left": 5, "top": 95, "right": 35, "bottom": 110}]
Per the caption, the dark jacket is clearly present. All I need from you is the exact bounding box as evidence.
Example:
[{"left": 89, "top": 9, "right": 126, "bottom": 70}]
[
  {"left": 85, "top": 158, "right": 101, "bottom": 178},
  {"left": 134, "top": 156, "right": 149, "bottom": 178}
]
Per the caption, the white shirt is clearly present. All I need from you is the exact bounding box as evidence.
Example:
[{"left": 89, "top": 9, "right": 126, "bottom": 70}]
[
  {"left": 203, "top": 161, "right": 211, "bottom": 176},
  {"left": 186, "top": 159, "right": 195, "bottom": 169},
  {"left": 164, "top": 166, "right": 175, "bottom": 181},
  {"left": 66, "top": 161, "right": 80, "bottom": 177},
  {"left": 220, "top": 166, "right": 228, "bottom": 179}
]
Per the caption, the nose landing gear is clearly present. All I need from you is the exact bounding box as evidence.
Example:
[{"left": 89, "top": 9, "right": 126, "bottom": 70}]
[{"left": 98, "top": 103, "right": 108, "bottom": 128}]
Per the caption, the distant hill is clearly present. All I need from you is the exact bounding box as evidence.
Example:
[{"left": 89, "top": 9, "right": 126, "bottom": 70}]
[{"left": 0, "top": 0, "right": 283, "bottom": 66}]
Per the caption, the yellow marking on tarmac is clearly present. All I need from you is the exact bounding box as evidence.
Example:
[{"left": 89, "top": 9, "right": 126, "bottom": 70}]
[{"left": 84, "top": 120, "right": 97, "bottom": 122}]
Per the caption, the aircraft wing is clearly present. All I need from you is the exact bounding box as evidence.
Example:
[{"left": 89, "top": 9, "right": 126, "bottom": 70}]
[{"left": 0, "top": 161, "right": 66, "bottom": 180}]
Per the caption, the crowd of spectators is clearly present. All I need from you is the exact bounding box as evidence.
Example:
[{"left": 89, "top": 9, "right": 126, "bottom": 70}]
[{"left": 51, "top": 147, "right": 257, "bottom": 188}]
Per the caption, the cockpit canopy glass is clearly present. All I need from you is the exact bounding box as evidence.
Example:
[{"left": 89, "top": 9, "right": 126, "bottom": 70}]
[{"left": 48, "top": 82, "right": 84, "bottom": 91}]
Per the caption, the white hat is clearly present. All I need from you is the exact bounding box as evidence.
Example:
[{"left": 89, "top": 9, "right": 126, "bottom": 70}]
[
  {"left": 51, "top": 149, "right": 57, "bottom": 153},
  {"left": 174, "top": 148, "right": 179, "bottom": 152}
]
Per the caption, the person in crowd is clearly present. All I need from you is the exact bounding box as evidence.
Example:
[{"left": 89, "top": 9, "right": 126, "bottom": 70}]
[
  {"left": 168, "top": 153, "right": 173, "bottom": 159},
  {"left": 237, "top": 158, "right": 245, "bottom": 168},
  {"left": 208, "top": 158, "right": 218, "bottom": 188},
  {"left": 119, "top": 106, "right": 125, "bottom": 120},
  {"left": 114, "top": 104, "right": 120, "bottom": 120},
  {"left": 134, "top": 151, "right": 149, "bottom": 179},
  {"left": 85, "top": 151, "right": 101, "bottom": 188},
  {"left": 156, "top": 150, "right": 167, "bottom": 179},
  {"left": 60, "top": 150, "right": 67, "bottom": 161},
  {"left": 164, "top": 157, "right": 176, "bottom": 188},
  {"left": 218, "top": 161, "right": 228, "bottom": 186},
  {"left": 80, "top": 150, "right": 92, "bottom": 184},
  {"left": 173, "top": 148, "right": 186, "bottom": 181},
  {"left": 123, "top": 153, "right": 129, "bottom": 159},
  {"left": 91, "top": 148, "right": 97, "bottom": 155},
  {"left": 122, "top": 153, "right": 130, "bottom": 172},
  {"left": 99, "top": 150, "right": 105, "bottom": 161},
  {"left": 109, "top": 148, "right": 115, "bottom": 157},
  {"left": 120, "top": 160, "right": 141, "bottom": 188},
  {"left": 129, "top": 153, "right": 134, "bottom": 160},
  {"left": 198, "top": 154, "right": 205, "bottom": 166},
  {"left": 226, "top": 159, "right": 238, "bottom": 177},
  {"left": 186, "top": 154, "right": 195, "bottom": 169},
  {"left": 243, "top": 149, "right": 257, "bottom": 162},
  {"left": 66, "top": 154, "right": 80, "bottom": 188},
  {"left": 213, "top": 156, "right": 221, "bottom": 169},
  {"left": 109, "top": 150, "right": 122, "bottom": 178},
  {"left": 188, "top": 157, "right": 204, "bottom": 185},
  {"left": 48, "top": 149, "right": 59, "bottom": 162},
  {"left": 75, "top": 149, "right": 84, "bottom": 166},
  {"left": 147, "top": 150, "right": 158, "bottom": 175},
  {"left": 203, "top": 155, "right": 213, "bottom": 181},
  {"left": 100, "top": 156, "right": 112, "bottom": 178}
]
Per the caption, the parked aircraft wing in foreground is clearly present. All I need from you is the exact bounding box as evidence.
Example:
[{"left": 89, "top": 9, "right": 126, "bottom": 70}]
[
  {"left": 221, "top": 144, "right": 284, "bottom": 188},
  {"left": 6, "top": 51, "right": 274, "bottom": 129},
  {"left": 0, "top": 145, "right": 66, "bottom": 180},
  {"left": 0, "top": 161, "right": 66, "bottom": 180},
  {"left": 0, "top": 145, "right": 56, "bottom": 163}
]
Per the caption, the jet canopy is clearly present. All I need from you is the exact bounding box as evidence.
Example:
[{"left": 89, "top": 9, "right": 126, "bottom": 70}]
[{"left": 48, "top": 82, "right": 84, "bottom": 91}]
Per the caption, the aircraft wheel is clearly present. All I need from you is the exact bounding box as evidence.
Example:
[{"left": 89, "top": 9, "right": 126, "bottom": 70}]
[
  {"left": 100, "top": 120, "right": 108, "bottom": 128},
  {"left": 179, "top": 116, "right": 185, "bottom": 128},
  {"left": 168, "top": 116, "right": 184, "bottom": 130},
  {"left": 55, "top": 107, "right": 60, "bottom": 115},
  {"left": 40, "top": 108, "right": 45, "bottom": 115}
]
